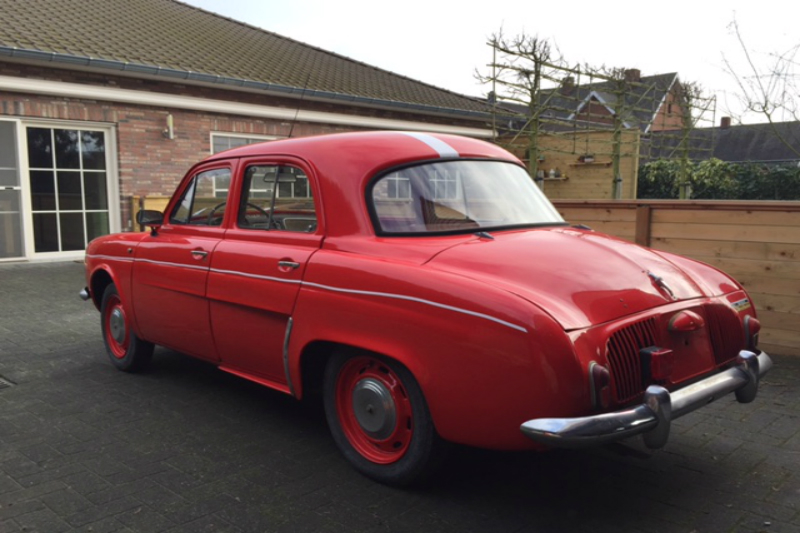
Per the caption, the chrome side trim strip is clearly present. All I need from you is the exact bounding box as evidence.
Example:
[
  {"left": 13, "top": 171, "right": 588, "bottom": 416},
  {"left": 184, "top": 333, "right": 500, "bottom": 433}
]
[
  {"left": 89, "top": 256, "right": 527, "bottom": 334},
  {"left": 85, "top": 254, "right": 133, "bottom": 263},
  {"left": 399, "top": 132, "right": 460, "bottom": 158},
  {"left": 303, "top": 281, "right": 528, "bottom": 333},
  {"left": 209, "top": 267, "right": 303, "bottom": 285},
  {"left": 283, "top": 317, "right": 295, "bottom": 397},
  {"left": 134, "top": 258, "right": 209, "bottom": 272}
]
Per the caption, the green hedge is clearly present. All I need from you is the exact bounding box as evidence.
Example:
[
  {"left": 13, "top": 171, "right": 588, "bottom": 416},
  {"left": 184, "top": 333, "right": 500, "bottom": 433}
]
[{"left": 638, "top": 159, "right": 800, "bottom": 200}]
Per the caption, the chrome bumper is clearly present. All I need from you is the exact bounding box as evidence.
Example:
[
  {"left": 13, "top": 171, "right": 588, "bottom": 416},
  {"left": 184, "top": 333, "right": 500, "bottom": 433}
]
[
  {"left": 521, "top": 350, "right": 772, "bottom": 449},
  {"left": 79, "top": 287, "right": 91, "bottom": 301}
]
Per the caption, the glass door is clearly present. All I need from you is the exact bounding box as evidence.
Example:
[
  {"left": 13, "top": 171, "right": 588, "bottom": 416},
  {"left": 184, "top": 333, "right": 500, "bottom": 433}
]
[
  {"left": 26, "top": 127, "right": 110, "bottom": 254},
  {"left": 0, "top": 121, "right": 23, "bottom": 259}
]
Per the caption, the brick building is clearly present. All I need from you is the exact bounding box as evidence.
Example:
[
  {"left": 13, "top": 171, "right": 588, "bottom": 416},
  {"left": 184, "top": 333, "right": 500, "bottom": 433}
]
[{"left": 0, "top": 0, "right": 491, "bottom": 261}]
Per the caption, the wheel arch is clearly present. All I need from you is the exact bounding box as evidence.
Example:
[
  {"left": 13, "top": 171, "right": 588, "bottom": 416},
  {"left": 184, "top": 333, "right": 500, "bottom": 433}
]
[
  {"left": 297, "top": 340, "right": 417, "bottom": 400},
  {"left": 89, "top": 267, "right": 115, "bottom": 311}
]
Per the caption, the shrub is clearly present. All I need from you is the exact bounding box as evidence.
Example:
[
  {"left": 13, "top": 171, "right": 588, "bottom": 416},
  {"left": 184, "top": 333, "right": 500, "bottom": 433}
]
[{"left": 638, "top": 159, "right": 800, "bottom": 200}]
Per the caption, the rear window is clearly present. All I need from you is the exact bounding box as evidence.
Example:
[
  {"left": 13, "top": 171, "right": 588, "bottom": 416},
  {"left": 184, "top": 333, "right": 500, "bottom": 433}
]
[{"left": 369, "top": 160, "right": 564, "bottom": 235}]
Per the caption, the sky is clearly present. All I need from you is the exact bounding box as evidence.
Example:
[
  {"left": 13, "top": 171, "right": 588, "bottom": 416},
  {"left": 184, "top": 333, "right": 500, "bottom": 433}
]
[{"left": 183, "top": 0, "right": 799, "bottom": 125}]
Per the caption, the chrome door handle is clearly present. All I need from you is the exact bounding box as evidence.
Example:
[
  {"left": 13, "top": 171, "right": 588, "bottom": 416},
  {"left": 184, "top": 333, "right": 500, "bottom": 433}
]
[
  {"left": 191, "top": 250, "right": 208, "bottom": 258},
  {"left": 278, "top": 260, "right": 300, "bottom": 270}
]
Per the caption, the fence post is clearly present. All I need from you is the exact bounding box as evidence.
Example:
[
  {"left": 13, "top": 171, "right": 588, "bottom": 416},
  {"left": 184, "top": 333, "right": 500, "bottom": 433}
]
[{"left": 635, "top": 204, "right": 652, "bottom": 247}]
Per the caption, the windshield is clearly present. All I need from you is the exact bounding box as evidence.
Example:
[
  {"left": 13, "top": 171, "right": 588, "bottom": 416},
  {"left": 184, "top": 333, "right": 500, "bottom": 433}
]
[{"left": 370, "top": 160, "right": 565, "bottom": 235}]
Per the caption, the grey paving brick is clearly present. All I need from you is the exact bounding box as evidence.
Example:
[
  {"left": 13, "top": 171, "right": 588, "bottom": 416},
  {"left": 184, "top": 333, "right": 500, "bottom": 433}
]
[
  {"left": 115, "top": 505, "right": 176, "bottom": 533},
  {"left": 12, "top": 507, "right": 72, "bottom": 533},
  {"left": 64, "top": 496, "right": 142, "bottom": 527},
  {"left": 0, "top": 499, "right": 46, "bottom": 521}
]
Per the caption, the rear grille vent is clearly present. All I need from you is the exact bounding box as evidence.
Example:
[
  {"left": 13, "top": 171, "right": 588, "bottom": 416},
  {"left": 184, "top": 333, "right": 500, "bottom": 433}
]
[
  {"left": 705, "top": 304, "right": 744, "bottom": 365},
  {"left": 606, "top": 317, "right": 658, "bottom": 403}
]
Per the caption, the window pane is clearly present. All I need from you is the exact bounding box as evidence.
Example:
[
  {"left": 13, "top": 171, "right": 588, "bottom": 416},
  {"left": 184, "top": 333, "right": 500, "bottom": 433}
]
[
  {"left": 0, "top": 190, "right": 22, "bottom": 258},
  {"left": 27, "top": 128, "right": 53, "bottom": 168},
  {"left": 239, "top": 164, "right": 316, "bottom": 232},
  {"left": 294, "top": 177, "right": 309, "bottom": 198},
  {"left": 58, "top": 171, "right": 83, "bottom": 210},
  {"left": 33, "top": 213, "right": 59, "bottom": 252},
  {"left": 212, "top": 136, "right": 230, "bottom": 154},
  {"left": 278, "top": 181, "right": 292, "bottom": 198},
  {"left": 170, "top": 168, "right": 230, "bottom": 225},
  {"left": 170, "top": 179, "right": 197, "bottom": 224},
  {"left": 81, "top": 131, "right": 106, "bottom": 170},
  {"left": 60, "top": 212, "right": 85, "bottom": 251},
  {"left": 0, "top": 122, "right": 17, "bottom": 172},
  {"left": 212, "top": 134, "right": 275, "bottom": 154},
  {"left": 86, "top": 212, "right": 110, "bottom": 242},
  {"left": 30, "top": 171, "right": 56, "bottom": 210},
  {"left": 55, "top": 130, "right": 80, "bottom": 169},
  {"left": 84, "top": 172, "right": 108, "bottom": 210},
  {"left": 0, "top": 169, "right": 17, "bottom": 188}
]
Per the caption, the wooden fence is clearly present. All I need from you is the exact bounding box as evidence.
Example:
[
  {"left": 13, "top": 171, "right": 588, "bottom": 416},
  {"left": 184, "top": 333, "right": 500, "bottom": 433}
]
[{"left": 554, "top": 200, "right": 800, "bottom": 357}]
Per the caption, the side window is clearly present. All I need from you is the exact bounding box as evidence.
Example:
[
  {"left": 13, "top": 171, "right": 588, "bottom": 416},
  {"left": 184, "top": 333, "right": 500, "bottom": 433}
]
[
  {"left": 170, "top": 168, "right": 231, "bottom": 226},
  {"left": 238, "top": 164, "right": 317, "bottom": 233}
]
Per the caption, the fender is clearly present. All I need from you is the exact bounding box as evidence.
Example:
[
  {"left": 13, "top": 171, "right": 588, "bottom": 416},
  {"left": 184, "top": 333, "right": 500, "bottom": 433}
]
[{"left": 286, "top": 250, "right": 586, "bottom": 449}]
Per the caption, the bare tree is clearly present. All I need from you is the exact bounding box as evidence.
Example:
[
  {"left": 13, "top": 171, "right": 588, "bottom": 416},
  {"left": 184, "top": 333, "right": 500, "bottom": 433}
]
[
  {"left": 476, "top": 31, "right": 565, "bottom": 183},
  {"left": 724, "top": 17, "right": 800, "bottom": 157}
]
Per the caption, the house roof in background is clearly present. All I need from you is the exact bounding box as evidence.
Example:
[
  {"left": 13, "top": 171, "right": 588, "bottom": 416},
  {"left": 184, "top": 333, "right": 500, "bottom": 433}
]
[
  {"left": 0, "top": 0, "right": 490, "bottom": 118},
  {"left": 644, "top": 121, "right": 800, "bottom": 164},
  {"left": 496, "top": 72, "right": 679, "bottom": 132}
]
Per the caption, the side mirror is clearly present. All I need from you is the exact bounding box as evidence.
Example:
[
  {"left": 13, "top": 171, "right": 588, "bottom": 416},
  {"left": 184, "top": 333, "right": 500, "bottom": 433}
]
[{"left": 137, "top": 209, "right": 163, "bottom": 232}]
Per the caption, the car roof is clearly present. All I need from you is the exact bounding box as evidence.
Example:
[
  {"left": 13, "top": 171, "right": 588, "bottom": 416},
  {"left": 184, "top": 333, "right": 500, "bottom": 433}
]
[
  {"left": 206, "top": 130, "right": 518, "bottom": 169},
  {"left": 204, "top": 131, "right": 523, "bottom": 238}
]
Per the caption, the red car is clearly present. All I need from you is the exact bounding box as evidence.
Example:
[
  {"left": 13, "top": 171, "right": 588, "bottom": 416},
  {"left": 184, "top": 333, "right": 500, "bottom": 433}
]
[{"left": 81, "top": 131, "right": 771, "bottom": 485}]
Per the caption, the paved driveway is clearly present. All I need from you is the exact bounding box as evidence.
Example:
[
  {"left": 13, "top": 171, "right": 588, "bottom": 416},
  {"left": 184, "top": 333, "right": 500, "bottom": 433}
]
[{"left": 1, "top": 262, "right": 798, "bottom": 533}]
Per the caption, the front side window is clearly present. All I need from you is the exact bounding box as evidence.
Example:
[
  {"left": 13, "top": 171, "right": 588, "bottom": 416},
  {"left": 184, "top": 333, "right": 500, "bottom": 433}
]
[
  {"left": 370, "top": 160, "right": 565, "bottom": 234},
  {"left": 170, "top": 168, "right": 231, "bottom": 225},
  {"left": 238, "top": 165, "right": 317, "bottom": 233}
]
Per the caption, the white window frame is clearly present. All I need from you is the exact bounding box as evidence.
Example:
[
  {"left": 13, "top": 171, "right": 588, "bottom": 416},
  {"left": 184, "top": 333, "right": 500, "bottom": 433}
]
[{"left": 16, "top": 119, "right": 119, "bottom": 261}]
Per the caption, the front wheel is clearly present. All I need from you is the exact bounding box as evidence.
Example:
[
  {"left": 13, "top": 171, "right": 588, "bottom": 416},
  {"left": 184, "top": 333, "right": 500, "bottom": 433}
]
[
  {"left": 323, "top": 350, "right": 443, "bottom": 486},
  {"left": 100, "top": 284, "right": 154, "bottom": 372}
]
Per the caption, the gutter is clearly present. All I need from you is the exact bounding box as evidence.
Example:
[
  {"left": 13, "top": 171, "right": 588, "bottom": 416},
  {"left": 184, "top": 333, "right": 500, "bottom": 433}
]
[{"left": 0, "top": 46, "right": 491, "bottom": 122}]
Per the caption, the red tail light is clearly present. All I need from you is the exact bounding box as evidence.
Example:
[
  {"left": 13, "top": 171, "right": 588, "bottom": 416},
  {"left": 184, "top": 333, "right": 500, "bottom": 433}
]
[
  {"left": 589, "top": 362, "right": 611, "bottom": 410},
  {"left": 745, "top": 316, "right": 761, "bottom": 351}
]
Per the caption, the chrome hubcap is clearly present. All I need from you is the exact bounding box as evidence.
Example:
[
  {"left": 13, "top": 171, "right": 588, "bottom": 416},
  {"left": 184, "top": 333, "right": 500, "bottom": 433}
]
[
  {"left": 109, "top": 308, "right": 126, "bottom": 344},
  {"left": 352, "top": 378, "right": 396, "bottom": 439}
]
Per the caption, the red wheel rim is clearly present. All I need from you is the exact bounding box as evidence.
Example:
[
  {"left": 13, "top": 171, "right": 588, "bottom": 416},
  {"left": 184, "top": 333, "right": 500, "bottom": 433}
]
[
  {"left": 335, "top": 356, "right": 413, "bottom": 464},
  {"left": 103, "top": 294, "right": 129, "bottom": 359}
]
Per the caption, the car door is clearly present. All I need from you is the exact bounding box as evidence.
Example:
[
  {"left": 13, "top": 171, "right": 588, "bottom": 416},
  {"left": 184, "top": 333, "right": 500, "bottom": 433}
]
[
  {"left": 132, "top": 164, "right": 235, "bottom": 362},
  {"left": 207, "top": 159, "right": 322, "bottom": 387}
]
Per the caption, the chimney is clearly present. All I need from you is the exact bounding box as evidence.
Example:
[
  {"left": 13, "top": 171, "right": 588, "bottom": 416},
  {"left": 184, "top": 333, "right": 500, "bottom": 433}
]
[
  {"left": 560, "top": 76, "right": 575, "bottom": 95},
  {"left": 624, "top": 69, "right": 641, "bottom": 83},
  {"left": 720, "top": 116, "right": 732, "bottom": 129}
]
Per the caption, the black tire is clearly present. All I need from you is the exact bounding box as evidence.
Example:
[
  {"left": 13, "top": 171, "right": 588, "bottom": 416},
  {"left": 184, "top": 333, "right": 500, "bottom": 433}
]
[
  {"left": 100, "top": 284, "right": 154, "bottom": 372},
  {"left": 323, "top": 350, "right": 443, "bottom": 486}
]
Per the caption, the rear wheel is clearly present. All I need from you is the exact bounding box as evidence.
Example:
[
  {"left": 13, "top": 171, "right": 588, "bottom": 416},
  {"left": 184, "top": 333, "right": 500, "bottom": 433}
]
[
  {"left": 100, "top": 284, "right": 154, "bottom": 372},
  {"left": 323, "top": 350, "right": 442, "bottom": 486}
]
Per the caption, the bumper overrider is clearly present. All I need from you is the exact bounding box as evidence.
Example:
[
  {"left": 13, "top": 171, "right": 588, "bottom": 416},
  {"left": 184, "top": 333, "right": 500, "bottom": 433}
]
[{"left": 521, "top": 350, "right": 773, "bottom": 449}]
